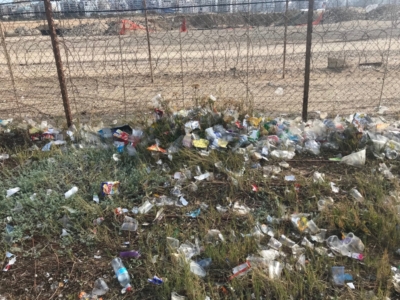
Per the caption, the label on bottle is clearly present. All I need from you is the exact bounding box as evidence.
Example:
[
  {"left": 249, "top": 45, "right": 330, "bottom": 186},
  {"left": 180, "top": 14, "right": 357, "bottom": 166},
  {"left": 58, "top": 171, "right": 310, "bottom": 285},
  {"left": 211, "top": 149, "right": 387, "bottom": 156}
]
[{"left": 117, "top": 267, "right": 128, "bottom": 275}]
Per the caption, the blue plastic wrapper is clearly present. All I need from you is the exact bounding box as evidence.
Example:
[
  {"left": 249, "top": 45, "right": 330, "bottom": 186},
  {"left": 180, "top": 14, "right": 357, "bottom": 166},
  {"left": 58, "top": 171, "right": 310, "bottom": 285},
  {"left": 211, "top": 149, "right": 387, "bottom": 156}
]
[
  {"left": 187, "top": 208, "right": 201, "bottom": 218},
  {"left": 148, "top": 275, "right": 163, "bottom": 285}
]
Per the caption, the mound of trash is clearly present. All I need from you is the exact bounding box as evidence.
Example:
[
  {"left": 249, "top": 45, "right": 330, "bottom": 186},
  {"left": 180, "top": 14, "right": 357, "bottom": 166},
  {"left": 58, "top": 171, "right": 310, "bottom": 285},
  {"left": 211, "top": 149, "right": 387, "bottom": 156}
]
[
  {"left": 366, "top": 4, "right": 400, "bottom": 20},
  {"left": 5, "top": 26, "right": 41, "bottom": 37},
  {"left": 62, "top": 22, "right": 110, "bottom": 36},
  {"left": 1, "top": 97, "right": 400, "bottom": 298},
  {"left": 323, "top": 7, "right": 366, "bottom": 23}
]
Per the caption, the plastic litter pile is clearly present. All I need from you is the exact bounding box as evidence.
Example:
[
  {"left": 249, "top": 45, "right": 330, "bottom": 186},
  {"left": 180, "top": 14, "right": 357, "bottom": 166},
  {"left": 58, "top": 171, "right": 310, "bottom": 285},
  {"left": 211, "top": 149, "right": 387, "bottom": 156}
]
[{"left": 1, "top": 101, "right": 400, "bottom": 298}]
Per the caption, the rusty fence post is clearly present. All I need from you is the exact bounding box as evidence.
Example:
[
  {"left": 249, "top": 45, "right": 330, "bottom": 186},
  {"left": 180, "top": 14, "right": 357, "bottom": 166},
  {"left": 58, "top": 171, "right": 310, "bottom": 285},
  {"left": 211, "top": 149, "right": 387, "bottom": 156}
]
[
  {"left": 282, "top": 0, "right": 289, "bottom": 79},
  {"left": 118, "top": 23, "right": 128, "bottom": 120},
  {"left": 0, "top": 22, "right": 21, "bottom": 118},
  {"left": 44, "top": 0, "right": 73, "bottom": 127},
  {"left": 143, "top": 0, "right": 154, "bottom": 83},
  {"left": 302, "top": 0, "right": 314, "bottom": 122},
  {"left": 179, "top": 19, "right": 185, "bottom": 107}
]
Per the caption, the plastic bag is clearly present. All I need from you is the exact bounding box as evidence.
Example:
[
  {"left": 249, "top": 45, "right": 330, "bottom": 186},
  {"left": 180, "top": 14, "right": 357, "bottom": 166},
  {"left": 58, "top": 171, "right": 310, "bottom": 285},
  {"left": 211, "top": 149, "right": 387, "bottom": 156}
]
[
  {"left": 341, "top": 149, "right": 366, "bottom": 167},
  {"left": 305, "top": 140, "right": 320, "bottom": 155}
]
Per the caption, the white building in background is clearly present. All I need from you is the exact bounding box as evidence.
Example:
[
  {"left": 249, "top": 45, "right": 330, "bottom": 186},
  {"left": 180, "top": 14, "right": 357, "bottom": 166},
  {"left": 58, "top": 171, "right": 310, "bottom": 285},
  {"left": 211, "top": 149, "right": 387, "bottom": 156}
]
[
  {"left": 146, "top": 0, "right": 163, "bottom": 12},
  {"left": 207, "top": 0, "right": 217, "bottom": 12},
  {"left": 218, "top": 0, "right": 231, "bottom": 13},
  {"left": 61, "top": 0, "right": 80, "bottom": 13},
  {"left": 97, "top": 0, "right": 111, "bottom": 10},
  {"left": 31, "top": 1, "right": 60, "bottom": 14},
  {"left": 162, "top": 0, "right": 173, "bottom": 9},
  {"left": 79, "top": 0, "right": 98, "bottom": 16},
  {"left": 250, "top": 0, "right": 269, "bottom": 13},
  {"left": 196, "top": 0, "right": 212, "bottom": 13},
  {"left": 176, "top": 0, "right": 198, "bottom": 13},
  {"left": 232, "top": 0, "right": 247, "bottom": 12},
  {"left": 126, "top": 0, "right": 143, "bottom": 10},
  {"left": 108, "top": 0, "right": 129, "bottom": 10}
]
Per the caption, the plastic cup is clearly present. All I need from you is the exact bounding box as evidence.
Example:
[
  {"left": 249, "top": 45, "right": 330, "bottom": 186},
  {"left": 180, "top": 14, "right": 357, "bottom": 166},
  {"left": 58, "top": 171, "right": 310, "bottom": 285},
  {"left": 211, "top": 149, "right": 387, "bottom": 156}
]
[
  {"left": 342, "top": 232, "right": 364, "bottom": 253},
  {"left": 307, "top": 220, "right": 319, "bottom": 234},
  {"left": 268, "top": 261, "right": 283, "bottom": 280},
  {"left": 331, "top": 266, "right": 345, "bottom": 285},
  {"left": 267, "top": 237, "right": 282, "bottom": 250}
]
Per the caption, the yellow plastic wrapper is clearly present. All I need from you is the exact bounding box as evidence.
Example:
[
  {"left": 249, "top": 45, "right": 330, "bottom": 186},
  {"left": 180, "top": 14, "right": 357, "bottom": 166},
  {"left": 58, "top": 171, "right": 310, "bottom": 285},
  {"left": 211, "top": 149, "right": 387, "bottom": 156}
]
[
  {"left": 248, "top": 117, "right": 262, "bottom": 127},
  {"left": 217, "top": 139, "right": 228, "bottom": 148},
  {"left": 376, "top": 123, "right": 389, "bottom": 131},
  {"left": 297, "top": 216, "right": 308, "bottom": 232},
  {"left": 28, "top": 128, "right": 40, "bottom": 134},
  {"left": 193, "top": 139, "right": 209, "bottom": 148}
]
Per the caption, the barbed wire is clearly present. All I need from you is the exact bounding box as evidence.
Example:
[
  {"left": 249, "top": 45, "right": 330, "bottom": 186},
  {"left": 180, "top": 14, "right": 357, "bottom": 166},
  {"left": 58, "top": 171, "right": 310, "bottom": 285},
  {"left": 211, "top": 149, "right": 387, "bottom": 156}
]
[{"left": 0, "top": 3, "right": 399, "bottom": 122}]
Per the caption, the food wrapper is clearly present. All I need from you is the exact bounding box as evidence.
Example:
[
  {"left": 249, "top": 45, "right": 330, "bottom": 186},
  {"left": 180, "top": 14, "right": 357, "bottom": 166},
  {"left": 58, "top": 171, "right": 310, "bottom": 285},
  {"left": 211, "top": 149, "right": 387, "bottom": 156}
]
[
  {"left": 155, "top": 108, "right": 164, "bottom": 119},
  {"left": 376, "top": 123, "right": 389, "bottom": 131},
  {"left": 30, "top": 133, "right": 42, "bottom": 141},
  {"left": 29, "top": 128, "right": 55, "bottom": 141},
  {"left": 113, "top": 129, "right": 129, "bottom": 141},
  {"left": 42, "top": 133, "right": 55, "bottom": 140},
  {"left": 101, "top": 181, "right": 120, "bottom": 196},
  {"left": 184, "top": 121, "right": 200, "bottom": 133},
  {"left": 147, "top": 144, "right": 167, "bottom": 153},
  {"left": 235, "top": 121, "right": 243, "bottom": 129},
  {"left": 352, "top": 113, "right": 369, "bottom": 133},
  {"left": 248, "top": 117, "right": 262, "bottom": 127},
  {"left": 248, "top": 130, "right": 260, "bottom": 141},
  {"left": 193, "top": 139, "right": 209, "bottom": 148},
  {"left": 217, "top": 139, "right": 228, "bottom": 148}
]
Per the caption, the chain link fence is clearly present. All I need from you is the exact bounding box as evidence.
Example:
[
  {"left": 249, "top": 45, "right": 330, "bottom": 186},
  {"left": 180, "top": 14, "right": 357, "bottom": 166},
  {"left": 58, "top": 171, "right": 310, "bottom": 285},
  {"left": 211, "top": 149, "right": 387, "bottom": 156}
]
[{"left": 0, "top": 0, "right": 399, "bottom": 125}]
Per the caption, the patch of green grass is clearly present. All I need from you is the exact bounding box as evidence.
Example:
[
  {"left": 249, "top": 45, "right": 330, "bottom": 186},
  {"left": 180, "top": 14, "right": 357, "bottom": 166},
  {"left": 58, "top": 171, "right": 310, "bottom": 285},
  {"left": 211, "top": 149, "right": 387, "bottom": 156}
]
[{"left": 0, "top": 142, "right": 400, "bottom": 299}]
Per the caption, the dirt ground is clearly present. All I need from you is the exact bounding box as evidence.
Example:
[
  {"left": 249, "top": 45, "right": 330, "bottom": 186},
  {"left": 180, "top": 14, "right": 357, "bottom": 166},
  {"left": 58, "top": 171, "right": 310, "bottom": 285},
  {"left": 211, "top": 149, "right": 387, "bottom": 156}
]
[{"left": 1, "top": 17, "right": 399, "bottom": 122}]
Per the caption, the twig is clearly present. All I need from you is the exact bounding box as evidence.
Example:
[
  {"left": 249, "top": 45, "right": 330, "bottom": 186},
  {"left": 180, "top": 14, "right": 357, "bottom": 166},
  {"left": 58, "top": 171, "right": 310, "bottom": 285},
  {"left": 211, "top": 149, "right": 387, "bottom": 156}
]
[
  {"left": 50, "top": 244, "right": 60, "bottom": 272},
  {"left": 48, "top": 287, "right": 59, "bottom": 300},
  {"left": 33, "top": 238, "right": 37, "bottom": 294},
  {"left": 68, "top": 261, "right": 76, "bottom": 280}
]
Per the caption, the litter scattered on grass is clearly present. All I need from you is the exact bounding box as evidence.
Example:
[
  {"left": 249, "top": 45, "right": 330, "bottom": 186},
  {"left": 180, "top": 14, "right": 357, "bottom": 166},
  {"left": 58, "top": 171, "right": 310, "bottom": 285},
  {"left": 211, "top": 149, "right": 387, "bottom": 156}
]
[{"left": 1, "top": 107, "right": 400, "bottom": 298}]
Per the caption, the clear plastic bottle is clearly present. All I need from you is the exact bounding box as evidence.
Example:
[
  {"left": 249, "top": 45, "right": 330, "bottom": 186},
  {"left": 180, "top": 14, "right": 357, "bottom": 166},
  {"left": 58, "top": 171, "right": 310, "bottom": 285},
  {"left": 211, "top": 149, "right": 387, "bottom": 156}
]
[{"left": 111, "top": 258, "right": 132, "bottom": 291}]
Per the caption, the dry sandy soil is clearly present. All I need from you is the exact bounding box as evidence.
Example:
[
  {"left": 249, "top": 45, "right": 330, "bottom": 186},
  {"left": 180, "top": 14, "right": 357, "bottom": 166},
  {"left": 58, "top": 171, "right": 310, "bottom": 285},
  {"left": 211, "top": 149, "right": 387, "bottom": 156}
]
[{"left": 1, "top": 16, "right": 400, "bottom": 121}]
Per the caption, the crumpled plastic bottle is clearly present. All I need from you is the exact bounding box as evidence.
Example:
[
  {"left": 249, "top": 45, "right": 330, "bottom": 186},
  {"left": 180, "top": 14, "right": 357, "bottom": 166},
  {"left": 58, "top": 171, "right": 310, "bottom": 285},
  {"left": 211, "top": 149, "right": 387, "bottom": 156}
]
[{"left": 92, "top": 278, "right": 109, "bottom": 296}]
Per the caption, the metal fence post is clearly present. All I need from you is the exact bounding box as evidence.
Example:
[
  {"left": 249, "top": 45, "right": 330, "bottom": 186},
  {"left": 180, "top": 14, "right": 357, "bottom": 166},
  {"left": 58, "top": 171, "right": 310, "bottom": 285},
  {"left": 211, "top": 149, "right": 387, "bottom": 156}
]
[
  {"left": 0, "top": 22, "right": 21, "bottom": 118},
  {"left": 378, "top": 0, "right": 396, "bottom": 108},
  {"left": 245, "top": 0, "right": 250, "bottom": 110},
  {"left": 44, "top": 0, "right": 73, "bottom": 127},
  {"left": 179, "top": 21, "right": 185, "bottom": 107},
  {"left": 302, "top": 0, "right": 314, "bottom": 122},
  {"left": 143, "top": 0, "right": 154, "bottom": 83},
  {"left": 118, "top": 23, "right": 128, "bottom": 120},
  {"left": 282, "top": 0, "right": 289, "bottom": 79}
]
